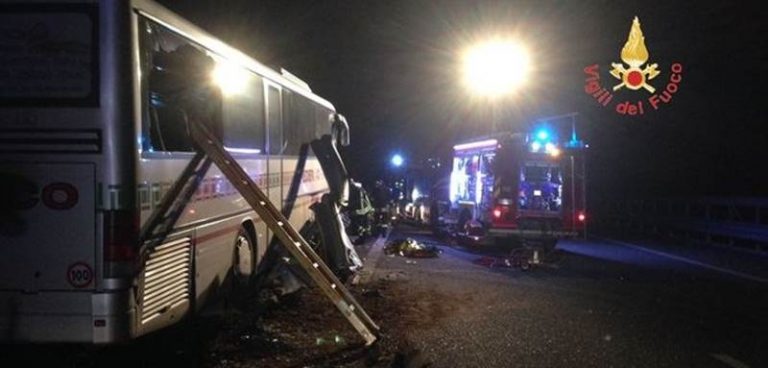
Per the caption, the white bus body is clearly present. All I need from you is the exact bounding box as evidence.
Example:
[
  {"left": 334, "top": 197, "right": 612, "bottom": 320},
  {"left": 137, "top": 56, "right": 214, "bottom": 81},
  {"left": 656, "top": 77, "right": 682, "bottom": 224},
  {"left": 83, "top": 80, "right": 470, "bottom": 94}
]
[{"left": 0, "top": 0, "right": 338, "bottom": 343}]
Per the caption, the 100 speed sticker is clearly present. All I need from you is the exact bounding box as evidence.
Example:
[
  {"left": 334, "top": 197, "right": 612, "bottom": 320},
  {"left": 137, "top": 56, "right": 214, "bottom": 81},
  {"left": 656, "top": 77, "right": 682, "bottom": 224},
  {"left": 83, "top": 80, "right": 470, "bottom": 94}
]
[{"left": 67, "top": 262, "right": 93, "bottom": 288}]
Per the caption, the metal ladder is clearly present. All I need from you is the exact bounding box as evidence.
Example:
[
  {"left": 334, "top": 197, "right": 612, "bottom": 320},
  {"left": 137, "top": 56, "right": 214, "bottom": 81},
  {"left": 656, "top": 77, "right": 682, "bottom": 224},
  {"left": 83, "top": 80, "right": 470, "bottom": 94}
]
[{"left": 189, "top": 121, "right": 379, "bottom": 346}]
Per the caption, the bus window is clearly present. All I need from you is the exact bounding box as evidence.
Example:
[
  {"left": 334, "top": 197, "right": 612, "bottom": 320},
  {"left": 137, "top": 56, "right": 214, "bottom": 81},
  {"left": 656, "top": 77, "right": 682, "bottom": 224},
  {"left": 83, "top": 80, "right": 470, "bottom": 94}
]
[
  {"left": 315, "top": 106, "right": 332, "bottom": 139},
  {"left": 0, "top": 4, "right": 98, "bottom": 107},
  {"left": 223, "top": 73, "right": 265, "bottom": 152},
  {"left": 283, "top": 91, "right": 316, "bottom": 156},
  {"left": 266, "top": 85, "right": 282, "bottom": 155},
  {"left": 140, "top": 17, "right": 216, "bottom": 152}
]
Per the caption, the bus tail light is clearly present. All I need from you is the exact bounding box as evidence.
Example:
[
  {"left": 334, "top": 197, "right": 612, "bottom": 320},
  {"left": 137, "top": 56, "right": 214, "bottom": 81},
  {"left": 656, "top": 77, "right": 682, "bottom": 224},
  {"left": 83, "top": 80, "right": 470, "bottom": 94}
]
[
  {"left": 577, "top": 211, "right": 586, "bottom": 222},
  {"left": 104, "top": 210, "right": 139, "bottom": 262}
]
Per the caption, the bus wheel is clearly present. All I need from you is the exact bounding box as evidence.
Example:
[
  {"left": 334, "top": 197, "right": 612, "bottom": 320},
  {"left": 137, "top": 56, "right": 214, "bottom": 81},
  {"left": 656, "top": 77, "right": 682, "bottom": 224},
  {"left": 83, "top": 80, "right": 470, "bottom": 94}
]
[{"left": 233, "top": 227, "right": 255, "bottom": 286}]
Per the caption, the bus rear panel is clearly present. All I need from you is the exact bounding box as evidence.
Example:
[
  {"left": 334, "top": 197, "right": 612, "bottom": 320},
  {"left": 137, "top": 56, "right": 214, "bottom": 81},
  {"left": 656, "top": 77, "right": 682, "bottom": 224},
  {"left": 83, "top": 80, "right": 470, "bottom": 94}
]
[{"left": 0, "top": 1, "right": 136, "bottom": 343}]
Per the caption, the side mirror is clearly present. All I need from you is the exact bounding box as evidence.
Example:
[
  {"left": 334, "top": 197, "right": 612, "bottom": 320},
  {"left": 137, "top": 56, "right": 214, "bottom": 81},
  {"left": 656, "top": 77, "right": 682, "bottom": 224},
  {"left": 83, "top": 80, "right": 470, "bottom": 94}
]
[{"left": 331, "top": 113, "right": 350, "bottom": 147}]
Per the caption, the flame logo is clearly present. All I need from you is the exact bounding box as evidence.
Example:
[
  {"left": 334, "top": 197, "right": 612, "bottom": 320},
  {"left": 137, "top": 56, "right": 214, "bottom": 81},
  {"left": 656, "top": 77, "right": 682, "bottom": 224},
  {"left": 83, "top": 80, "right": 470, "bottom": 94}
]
[
  {"left": 620, "top": 17, "right": 649, "bottom": 67},
  {"left": 610, "top": 16, "right": 659, "bottom": 93}
]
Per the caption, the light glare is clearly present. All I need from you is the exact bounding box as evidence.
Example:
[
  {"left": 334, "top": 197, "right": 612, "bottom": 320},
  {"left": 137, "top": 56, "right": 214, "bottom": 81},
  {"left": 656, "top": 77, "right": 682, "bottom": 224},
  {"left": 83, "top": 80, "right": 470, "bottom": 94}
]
[
  {"left": 411, "top": 187, "right": 421, "bottom": 202},
  {"left": 212, "top": 60, "right": 248, "bottom": 95},
  {"left": 391, "top": 154, "right": 404, "bottom": 167},
  {"left": 463, "top": 40, "right": 530, "bottom": 97}
]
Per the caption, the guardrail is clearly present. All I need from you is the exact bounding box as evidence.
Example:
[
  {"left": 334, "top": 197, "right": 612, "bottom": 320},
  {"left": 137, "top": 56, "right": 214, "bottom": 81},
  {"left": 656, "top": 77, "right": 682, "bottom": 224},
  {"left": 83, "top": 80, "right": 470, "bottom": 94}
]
[{"left": 594, "top": 198, "right": 768, "bottom": 253}]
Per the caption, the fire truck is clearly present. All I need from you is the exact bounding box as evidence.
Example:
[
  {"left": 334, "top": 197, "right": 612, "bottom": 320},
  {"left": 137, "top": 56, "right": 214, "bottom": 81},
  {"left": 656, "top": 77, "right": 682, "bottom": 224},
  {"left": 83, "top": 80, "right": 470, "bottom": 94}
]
[{"left": 431, "top": 118, "right": 587, "bottom": 249}]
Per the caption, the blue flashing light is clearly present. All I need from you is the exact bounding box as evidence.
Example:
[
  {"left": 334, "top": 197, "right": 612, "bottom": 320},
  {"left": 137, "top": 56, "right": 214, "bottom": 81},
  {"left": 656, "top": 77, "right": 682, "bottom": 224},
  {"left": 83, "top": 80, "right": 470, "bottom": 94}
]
[
  {"left": 536, "top": 130, "right": 549, "bottom": 141},
  {"left": 391, "top": 154, "right": 404, "bottom": 167}
]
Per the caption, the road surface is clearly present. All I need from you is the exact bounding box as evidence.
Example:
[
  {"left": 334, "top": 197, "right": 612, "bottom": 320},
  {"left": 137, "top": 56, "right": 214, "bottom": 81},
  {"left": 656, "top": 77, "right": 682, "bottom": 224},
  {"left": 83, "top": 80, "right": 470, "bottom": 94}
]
[
  {"left": 1, "top": 224, "right": 765, "bottom": 367},
  {"left": 360, "top": 224, "right": 767, "bottom": 367}
]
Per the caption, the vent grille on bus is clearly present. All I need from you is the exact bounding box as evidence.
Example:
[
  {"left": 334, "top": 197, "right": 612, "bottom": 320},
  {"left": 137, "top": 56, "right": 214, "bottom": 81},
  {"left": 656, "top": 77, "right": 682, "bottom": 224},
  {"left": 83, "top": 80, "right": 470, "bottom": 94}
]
[
  {"left": 0, "top": 129, "right": 101, "bottom": 154},
  {"left": 140, "top": 237, "right": 192, "bottom": 324}
]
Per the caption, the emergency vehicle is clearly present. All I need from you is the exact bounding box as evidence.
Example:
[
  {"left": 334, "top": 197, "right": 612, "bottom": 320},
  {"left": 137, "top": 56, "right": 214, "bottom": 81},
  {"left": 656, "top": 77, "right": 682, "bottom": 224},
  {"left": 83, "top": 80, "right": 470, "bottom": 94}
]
[{"left": 433, "top": 119, "right": 587, "bottom": 248}]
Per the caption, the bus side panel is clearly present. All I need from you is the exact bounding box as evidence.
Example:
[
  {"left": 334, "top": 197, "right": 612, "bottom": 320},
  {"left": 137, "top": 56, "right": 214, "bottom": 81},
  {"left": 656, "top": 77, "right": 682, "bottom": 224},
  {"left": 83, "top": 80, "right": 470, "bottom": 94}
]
[
  {"left": 135, "top": 154, "right": 261, "bottom": 331},
  {"left": 282, "top": 157, "right": 329, "bottom": 229}
]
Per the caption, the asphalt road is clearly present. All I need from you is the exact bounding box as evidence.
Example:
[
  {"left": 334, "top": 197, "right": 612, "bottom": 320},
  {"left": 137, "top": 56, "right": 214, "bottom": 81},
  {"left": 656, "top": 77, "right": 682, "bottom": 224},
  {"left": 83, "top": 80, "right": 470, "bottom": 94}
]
[
  {"left": 367, "top": 224, "right": 768, "bottom": 368},
  {"left": 1, "top": 225, "right": 765, "bottom": 368}
]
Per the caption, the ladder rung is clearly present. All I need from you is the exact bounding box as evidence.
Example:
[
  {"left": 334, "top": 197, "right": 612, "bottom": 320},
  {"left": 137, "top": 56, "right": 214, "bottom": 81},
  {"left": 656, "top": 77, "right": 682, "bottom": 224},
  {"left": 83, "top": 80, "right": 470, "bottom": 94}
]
[{"left": 190, "top": 121, "right": 379, "bottom": 345}]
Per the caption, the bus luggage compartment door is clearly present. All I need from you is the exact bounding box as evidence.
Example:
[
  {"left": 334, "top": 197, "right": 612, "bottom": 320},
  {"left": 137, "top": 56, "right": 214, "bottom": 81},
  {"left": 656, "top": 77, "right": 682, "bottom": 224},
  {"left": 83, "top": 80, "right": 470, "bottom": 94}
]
[{"left": 0, "top": 163, "right": 96, "bottom": 292}]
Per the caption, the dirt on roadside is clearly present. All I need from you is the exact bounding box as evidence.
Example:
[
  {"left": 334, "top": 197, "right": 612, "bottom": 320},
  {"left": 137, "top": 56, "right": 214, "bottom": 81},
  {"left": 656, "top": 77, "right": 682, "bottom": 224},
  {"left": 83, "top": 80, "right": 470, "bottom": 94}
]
[{"left": 200, "top": 279, "right": 458, "bottom": 368}]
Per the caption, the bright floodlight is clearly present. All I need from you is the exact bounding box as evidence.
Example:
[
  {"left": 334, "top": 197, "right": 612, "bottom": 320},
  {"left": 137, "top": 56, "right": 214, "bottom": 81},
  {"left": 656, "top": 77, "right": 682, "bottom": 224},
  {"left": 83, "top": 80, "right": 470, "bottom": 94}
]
[
  {"left": 463, "top": 40, "right": 530, "bottom": 97},
  {"left": 212, "top": 60, "right": 248, "bottom": 95},
  {"left": 391, "top": 154, "right": 404, "bottom": 167}
]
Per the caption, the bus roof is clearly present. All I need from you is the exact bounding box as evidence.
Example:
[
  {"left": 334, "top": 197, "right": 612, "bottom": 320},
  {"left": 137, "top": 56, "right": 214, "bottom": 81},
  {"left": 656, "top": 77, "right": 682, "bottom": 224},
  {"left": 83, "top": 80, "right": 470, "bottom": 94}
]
[{"left": 133, "top": 0, "right": 336, "bottom": 111}]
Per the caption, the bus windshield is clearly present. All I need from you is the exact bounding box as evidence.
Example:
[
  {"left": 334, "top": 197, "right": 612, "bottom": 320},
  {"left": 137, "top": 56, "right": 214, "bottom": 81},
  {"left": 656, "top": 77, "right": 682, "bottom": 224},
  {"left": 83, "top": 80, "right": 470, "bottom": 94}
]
[{"left": 0, "top": 4, "right": 98, "bottom": 107}]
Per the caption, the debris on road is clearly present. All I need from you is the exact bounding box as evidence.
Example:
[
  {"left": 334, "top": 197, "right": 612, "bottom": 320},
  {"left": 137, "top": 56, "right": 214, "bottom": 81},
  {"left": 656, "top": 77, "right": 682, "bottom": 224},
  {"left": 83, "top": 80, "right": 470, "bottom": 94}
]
[
  {"left": 384, "top": 270, "right": 410, "bottom": 281},
  {"left": 473, "top": 256, "right": 514, "bottom": 268},
  {"left": 189, "top": 277, "right": 451, "bottom": 367},
  {"left": 362, "top": 288, "right": 383, "bottom": 298},
  {"left": 384, "top": 238, "right": 441, "bottom": 258},
  {"left": 473, "top": 248, "right": 565, "bottom": 271}
]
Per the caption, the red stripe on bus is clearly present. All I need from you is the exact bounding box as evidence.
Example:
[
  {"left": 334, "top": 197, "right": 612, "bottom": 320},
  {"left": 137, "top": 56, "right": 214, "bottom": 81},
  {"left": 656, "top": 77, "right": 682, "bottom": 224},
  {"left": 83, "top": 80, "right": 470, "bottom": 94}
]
[{"left": 190, "top": 194, "right": 324, "bottom": 248}]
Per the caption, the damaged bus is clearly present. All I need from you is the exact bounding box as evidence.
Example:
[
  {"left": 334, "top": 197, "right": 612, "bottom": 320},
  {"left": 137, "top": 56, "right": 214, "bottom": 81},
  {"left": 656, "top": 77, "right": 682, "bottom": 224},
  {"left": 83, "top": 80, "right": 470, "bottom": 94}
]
[{"left": 0, "top": 0, "right": 358, "bottom": 343}]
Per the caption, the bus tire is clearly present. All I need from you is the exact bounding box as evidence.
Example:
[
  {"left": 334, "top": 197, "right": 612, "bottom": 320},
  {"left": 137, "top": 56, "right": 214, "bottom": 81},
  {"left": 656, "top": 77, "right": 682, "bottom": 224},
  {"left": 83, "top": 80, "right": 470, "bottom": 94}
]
[{"left": 232, "top": 226, "right": 256, "bottom": 287}]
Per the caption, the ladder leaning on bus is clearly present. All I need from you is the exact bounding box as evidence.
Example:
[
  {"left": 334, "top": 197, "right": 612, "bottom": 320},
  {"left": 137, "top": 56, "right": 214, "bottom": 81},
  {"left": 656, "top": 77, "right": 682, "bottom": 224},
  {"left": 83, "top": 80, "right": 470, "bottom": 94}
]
[{"left": 0, "top": 0, "right": 366, "bottom": 344}]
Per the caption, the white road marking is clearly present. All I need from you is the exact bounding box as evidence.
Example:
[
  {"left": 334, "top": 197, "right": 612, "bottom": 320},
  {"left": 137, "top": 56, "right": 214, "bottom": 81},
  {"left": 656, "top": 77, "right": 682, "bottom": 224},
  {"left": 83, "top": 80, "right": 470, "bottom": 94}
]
[
  {"left": 596, "top": 237, "right": 768, "bottom": 284},
  {"left": 710, "top": 353, "right": 751, "bottom": 368}
]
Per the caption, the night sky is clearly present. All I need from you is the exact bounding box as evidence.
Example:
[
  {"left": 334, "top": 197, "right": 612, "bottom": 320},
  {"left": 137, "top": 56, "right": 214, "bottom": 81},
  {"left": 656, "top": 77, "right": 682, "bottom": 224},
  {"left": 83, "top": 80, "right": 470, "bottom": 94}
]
[{"left": 159, "top": 0, "right": 768, "bottom": 200}]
